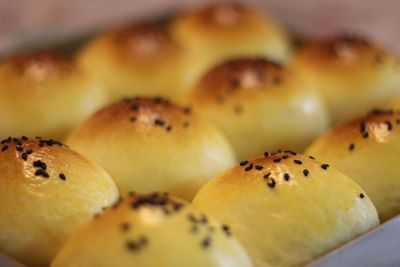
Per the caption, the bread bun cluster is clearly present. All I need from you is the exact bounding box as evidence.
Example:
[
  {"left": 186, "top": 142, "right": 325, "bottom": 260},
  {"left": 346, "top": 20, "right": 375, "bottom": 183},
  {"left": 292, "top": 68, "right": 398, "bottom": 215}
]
[
  {"left": 66, "top": 97, "right": 235, "bottom": 200},
  {"left": 188, "top": 58, "right": 328, "bottom": 160},
  {"left": 0, "top": 136, "right": 118, "bottom": 267},
  {"left": 193, "top": 151, "right": 379, "bottom": 267},
  {"left": 291, "top": 35, "right": 400, "bottom": 124},
  {"left": 0, "top": 51, "right": 107, "bottom": 140},
  {"left": 2, "top": 2, "right": 400, "bottom": 267},
  {"left": 51, "top": 192, "right": 253, "bottom": 267}
]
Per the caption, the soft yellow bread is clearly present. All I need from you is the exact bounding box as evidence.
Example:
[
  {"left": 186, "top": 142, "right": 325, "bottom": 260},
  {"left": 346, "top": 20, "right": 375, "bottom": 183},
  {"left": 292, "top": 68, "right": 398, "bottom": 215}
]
[
  {"left": 290, "top": 35, "right": 400, "bottom": 124},
  {"left": 171, "top": 3, "right": 291, "bottom": 85},
  {"left": 306, "top": 109, "right": 400, "bottom": 221},
  {"left": 51, "top": 192, "right": 253, "bottom": 267},
  {"left": 66, "top": 97, "right": 235, "bottom": 200},
  {"left": 78, "top": 24, "right": 187, "bottom": 102},
  {"left": 0, "top": 51, "right": 107, "bottom": 140},
  {"left": 188, "top": 58, "right": 329, "bottom": 160},
  {"left": 0, "top": 136, "right": 119, "bottom": 267},
  {"left": 193, "top": 151, "right": 379, "bottom": 267}
]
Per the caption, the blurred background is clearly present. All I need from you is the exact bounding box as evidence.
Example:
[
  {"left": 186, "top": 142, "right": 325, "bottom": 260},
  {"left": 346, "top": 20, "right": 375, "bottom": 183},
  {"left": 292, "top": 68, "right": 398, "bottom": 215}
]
[{"left": 0, "top": 0, "right": 399, "bottom": 56}]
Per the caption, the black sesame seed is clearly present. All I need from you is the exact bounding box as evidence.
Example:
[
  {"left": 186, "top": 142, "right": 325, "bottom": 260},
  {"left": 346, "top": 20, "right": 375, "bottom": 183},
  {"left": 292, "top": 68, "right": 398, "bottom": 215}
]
[
  {"left": 303, "top": 169, "right": 309, "bottom": 177},
  {"left": 349, "top": 143, "right": 355, "bottom": 151},
  {"left": 21, "top": 153, "right": 28, "bottom": 161},
  {"left": 264, "top": 152, "right": 269, "bottom": 157},
  {"left": 154, "top": 118, "right": 165, "bottom": 126},
  {"left": 130, "top": 116, "right": 137, "bottom": 122},
  {"left": 21, "top": 136, "right": 28, "bottom": 140},
  {"left": 255, "top": 165, "right": 263, "bottom": 170},
  {"left": 283, "top": 173, "right": 290, "bottom": 181},
  {"left": 273, "top": 158, "right": 281, "bottom": 163},
  {"left": 59, "top": 173, "right": 66, "bottom": 180},
  {"left": 360, "top": 193, "right": 365, "bottom": 199},
  {"left": 202, "top": 238, "right": 211, "bottom": 249},
  {"left": 131, "top": 104, "right": 140, "bottom": 111},
  {"left": 244, "top": 163, "right": 253, "bottom": 172},
  {"left": 282, "top": 155, "right": 289, "bottom": 159},
  {"left": 239, "top": 160, "right": 249, "bottom": 166},
  {"left": 321, "top": 164, "right": 329, "bottom": 170},
  {"left": 360, "top": 121, "right": 366, "bottom": 133},
  {"left": 166, "top": 125, "right": 172, "bottom": 132},
  {"left": 26, "top": 150, "right": 33, "bottom": 154},
  {"left": 121, "top": 222, "right": 131, "bottom": 232},
  {"left": 34, "top": 169, "right": 49, "bottom": 178},
  {"left": 183, "top": 107, "right": 192, "bottom": 115},
  {"left": 263, "top": 173, "right": 271, "bottom": 179},
  {"left": 309, "top": 156, "right": 315, "bottom": 160},
  {"left": 221, "top": 224, "right": 231, "bottom": 236},
  {"left": 294, "top": 159, "right": 302, "bottom": 165},
  {"left": 16, "top": 146, "right": 23, "bottom": 152},
  {"left": 33, "top": 160, "right": 47, "bottom": 170},
  {"left": 385, "top": 121, "right": 392, "bottom": 131},
  {"left": 1, "top": 145, "right": 8, "bottom": 152},
  {"left": 267, "top": 178, "right": 276, "bottom": 188},
  {"left": 362, "top": 132, "right": 369, "bottom": 138}
]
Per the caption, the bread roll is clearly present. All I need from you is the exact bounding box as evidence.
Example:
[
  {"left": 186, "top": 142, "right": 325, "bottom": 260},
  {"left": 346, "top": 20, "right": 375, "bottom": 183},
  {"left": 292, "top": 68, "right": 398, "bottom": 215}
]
[
  {"left": 171, "top": 3, "right": 291, "bottom": 85},
  {"left": 66, "top": 97, "right": 235, "bottom": 200},
  {"left": 78, "top": 24, "right": 187, "bottom": 102},
  {"left": 290, "top": 35, "right": 400, "bottom": 124},
  {"left": 188, "top": 58, "right": 329, "bottom": 160},
  {"left": 51, "top": 192, "right": 253, "bottom": 267},
  {"left": 0, "top": 51, "right": 107, "bottom": 140},
  {"left": 193, "top": 151, "right": 379, "bottom": 267},
  {"left": 0, "top": 136, "right": 119, "bottom": 267},
  {"left": 306, "top": 108, "right": 400, "bottom": 221}
]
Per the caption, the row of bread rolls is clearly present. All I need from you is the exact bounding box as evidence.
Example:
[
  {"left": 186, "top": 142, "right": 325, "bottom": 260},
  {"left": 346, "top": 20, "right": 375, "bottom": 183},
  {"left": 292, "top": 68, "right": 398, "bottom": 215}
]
[{"left": 1, "top": 2, "right": 400, "bottom": 267}]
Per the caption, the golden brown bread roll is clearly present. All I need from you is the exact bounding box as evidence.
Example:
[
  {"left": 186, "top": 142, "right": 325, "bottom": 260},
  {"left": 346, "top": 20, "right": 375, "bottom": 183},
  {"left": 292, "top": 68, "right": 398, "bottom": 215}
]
[
  {"left": 306, "top": 108, "right": 400, "bottom": 221},
  {"left": 188, "top": 58, "right": 329, "bottom": 160},
  {"left": 0, "top": 51, "right": 107, "bottom": 140},
  {"left": 78, "top": 24, "right": 187, "bottom": 102},
  {"left": 66, "top": 97, "right": 235, "bottom": 200},
  {"left": 0, "top": 136, "right": 118, "bottom": 267},
  {"left": 290, "top": 35, "right": 400, "bottom": 124},
  {"left": 193, "top": 151, "right": 379, "bottom": 267},
  {"left": 51, "top": 192, "right": 253, "bottom": 267},
  {"left": 171, "top": 3, "right": 291, "bottom": 85}
]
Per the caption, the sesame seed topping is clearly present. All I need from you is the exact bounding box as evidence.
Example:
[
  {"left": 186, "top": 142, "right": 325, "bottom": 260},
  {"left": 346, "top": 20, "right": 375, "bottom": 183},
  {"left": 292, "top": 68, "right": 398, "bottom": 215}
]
[
  {"left": 273, "top": 158, "right": 281, "bottom": 163},
  {"left": 283, "top": 173, "right": 290, "bottom": 181},
  {"left": 362, "top": 132, "right": 369, "bottom": 138},
  {"left": 33, "top": 160, "right": 47, "bottom": 170},
  {"left": 121, "top": 222, "right": 131, "bottom": 232},
  {"left": 21, "top": 153, "right": 28, "bottom": 161},
  {"left": 221, "top": 224, "right": 231, "bottom": 236},
  {"left": 321, "top": 164, "right": 329, "bottom": 170},
  {"left": 294, "top": 159, "right": 302, "bottom": 165},
  {"left": 154, "top": 118, "right": 165, "bottom": 126},
  {"left": 263, "top": 173, "right": 271, "bottom": 179},
  {"left": 282, "top": 155, "right": 289, "bottom": 159},
  {"left": 309, "top": 156, "right": 315, "bottom": 160},
  {"left": 303, "top": 169, "right": 309, "bottom": 177},
  {"left": 255, "top": 165, "right": 263, "bottom": 170},
  {"left": 166, "top": 125, "right": 172, "bottom": 132},
  {"left": 1, "top": 145, "right": 8, "bottom": 151},
  {"left": 348, "top": 143, "right": 355, "bottom": 151},
  {"left": 239, "top": 160, "right": 249, "bottom": 166},
  {"left": 264, "top": 152, "right": 269, "bottom": 157},
  {"left": 59, "top": 173, "right": 66, "bottom": 180},
  {"left": 202, "top": 238, "right": 211, "bottom": 249},
  {"left": 34, "top": 169, "right": 49, "bottom": 178},
  {"left": 360, "top": 193, "right": 365, "bottom": 199},
  {"left": 385, "top": 121, "right": 392, "bottom": 131},
  {"left": 244, "top": 163, "right": 253, "bottom": 172},
  {"left": 267, "top": 178, "right": 276, "bottom": 188},
  {"left": 16, "top": 146, "right": 23, "bottom": 152}
]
